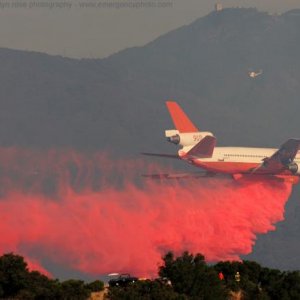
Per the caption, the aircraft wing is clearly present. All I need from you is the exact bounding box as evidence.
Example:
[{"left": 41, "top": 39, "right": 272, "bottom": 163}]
[
  {"left": 142, "top": 171, "right": 218, "bottom": 179},
  {"left": 142, "top": 172, "right": 214, "bottom": 179},
  {"left": 141, "top": 152, "right": 180, "bottom": 159},
  {"left": 251, "top": 138, "right": 300, "bottom": 174}
]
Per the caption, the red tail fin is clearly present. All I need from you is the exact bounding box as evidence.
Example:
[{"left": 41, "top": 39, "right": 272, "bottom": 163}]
[{"left": 166, "top": 101, "right": 199, "bottom": 133}]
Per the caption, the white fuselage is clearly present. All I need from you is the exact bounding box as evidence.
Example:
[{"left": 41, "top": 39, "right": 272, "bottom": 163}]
[{"left": 182, "top": 147, "right": 300, "bottom": 174}]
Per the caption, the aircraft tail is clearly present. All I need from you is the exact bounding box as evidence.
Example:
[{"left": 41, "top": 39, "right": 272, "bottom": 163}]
[
  {"left": 186, "top": 136, "right": 216, "bottom": 158},
  {"left": 166, "top": 101, "right": 199, "bottom": 133}
]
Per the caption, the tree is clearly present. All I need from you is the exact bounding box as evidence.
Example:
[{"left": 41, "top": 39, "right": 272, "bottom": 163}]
[
  {"left": 0, "top": 253, "right": 63, "bottom": 299},
  {"left": 108, "top": 279, "right": 184, "bottom": 300},
  {"left": 263, "top": 270, "right": 300, "bottom": 300},
  {"left": 0, "top": 253, "right": 105, "bottom": 299},
  {"left": 159, "top": 251, "right": 227, "bottom": 300},
  {"left": 60, "top": 279, "right": 90, "bottom": 300},
  {"left": 0, "top": 252, "right": 29, "bottom": 297},
  {"left": 283, "top": 271, "right": 300, "bottom": 299},
  {"left": 85, "top": 279, "right": 104, "bottom": 292},
  {"left": 23, "top": 271, "right": 61, "bottom": 299},
  {"left": 0, "top": 284, "right": 3, "bottom": 298}
]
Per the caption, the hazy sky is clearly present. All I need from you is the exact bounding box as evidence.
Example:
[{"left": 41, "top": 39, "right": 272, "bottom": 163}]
[{"left": 0, "top": 0, "right": 300, "bottom": 58}]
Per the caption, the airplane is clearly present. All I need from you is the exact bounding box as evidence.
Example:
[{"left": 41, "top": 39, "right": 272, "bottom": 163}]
[
  {"left": 248, "top": 69, "right": 263, "bottom": 78},
  {"left": 142, "top": 101, "right": 300, "bottom": 184}
]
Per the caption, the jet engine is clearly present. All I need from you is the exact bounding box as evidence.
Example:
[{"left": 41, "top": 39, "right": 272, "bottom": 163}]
[
  {"left": 288, "top": 162, "right": 300, "bottom": 174},
  {"left": 165, "top": 130, "right": 214, "bottom": 147}
]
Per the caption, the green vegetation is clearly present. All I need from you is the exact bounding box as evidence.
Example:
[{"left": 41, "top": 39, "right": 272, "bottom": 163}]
[
  {"left": 109, "top": 251, "right": 300, "bottom": 300},
  {"left": 108, "top": 279, "right": 182, "bottom": 300},
  {"left": 158, "top": 251, "right": 226, "bottom": 300},
  {"left": 0, "top": 253, "right": 104, "bottom": 300},
  {"left": 2, "top": 252, "right": 300, "bottom": 299}
]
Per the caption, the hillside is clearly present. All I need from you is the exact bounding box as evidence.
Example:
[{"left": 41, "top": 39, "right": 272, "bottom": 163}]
[
  {"left": 1, "top": 7, "right": 300, "bottom": 270},
  {"left": 1, "top": 8, "right": 300, "bottom": 153}
]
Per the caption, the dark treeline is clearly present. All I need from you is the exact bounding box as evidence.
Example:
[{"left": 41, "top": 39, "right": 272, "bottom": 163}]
[
  {"left": 2, "top": 252, "right": 300, "bottom": 299},
  {"left": 109, "top": 251, "right": 300, "bottom": 300},
  {"left": 0, "top": 253, "right": 104, "bottom": 299}
]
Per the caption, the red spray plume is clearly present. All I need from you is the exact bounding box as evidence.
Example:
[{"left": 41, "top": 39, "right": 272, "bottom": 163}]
[{"left": 0, "top": 148, "right": 293, "bottom": 277}]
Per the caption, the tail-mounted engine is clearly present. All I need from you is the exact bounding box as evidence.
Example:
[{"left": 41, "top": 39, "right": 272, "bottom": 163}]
[
  {"left": 288, "top": 162, "right": 300, "bottom": 175},
  {"left": 165, "top": 130, "right": 214, "bottom": 147}
]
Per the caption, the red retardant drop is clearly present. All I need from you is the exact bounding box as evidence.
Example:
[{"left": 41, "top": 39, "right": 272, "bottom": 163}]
[{"left": 0, "top": 148, "right": 293, "bottom": 277}]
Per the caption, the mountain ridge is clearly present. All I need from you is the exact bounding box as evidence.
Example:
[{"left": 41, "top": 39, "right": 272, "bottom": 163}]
[{"left": 1, "top": 7, "right": 300, "bottom": 270}]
